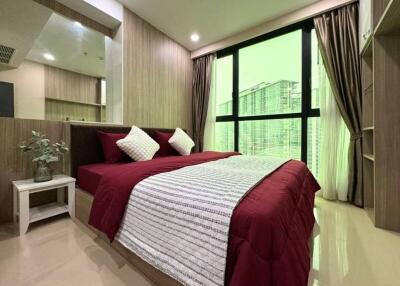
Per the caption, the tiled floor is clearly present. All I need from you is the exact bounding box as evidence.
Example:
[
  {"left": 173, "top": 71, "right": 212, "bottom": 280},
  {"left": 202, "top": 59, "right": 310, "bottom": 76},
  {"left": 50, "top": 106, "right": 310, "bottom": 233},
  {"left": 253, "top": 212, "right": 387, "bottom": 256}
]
[
  {"left": 1, "top": 198, "right": 399, "bottom": 286},
  {"left": 309, "top": 199, "right": 400, "bottom": 286},
  {"left": 0, "top": 217, "right": 154, "bottom": 286}
]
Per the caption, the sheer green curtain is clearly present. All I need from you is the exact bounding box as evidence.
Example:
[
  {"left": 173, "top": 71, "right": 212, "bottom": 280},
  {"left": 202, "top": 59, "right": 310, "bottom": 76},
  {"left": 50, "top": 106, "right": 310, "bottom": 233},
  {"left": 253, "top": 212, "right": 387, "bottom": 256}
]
[
  {"left": 318, "top": 51, "right": 350, "bottom": 201},
  {"left": 203, "top": 58, "right": 217, "bottom": 151}
]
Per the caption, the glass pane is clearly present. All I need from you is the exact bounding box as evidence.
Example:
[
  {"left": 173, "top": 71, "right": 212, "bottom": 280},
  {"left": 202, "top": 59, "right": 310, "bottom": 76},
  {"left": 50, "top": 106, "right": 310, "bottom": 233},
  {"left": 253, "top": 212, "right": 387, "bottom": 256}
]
[
  {"left": 239, "top": 119, "right": 301, "bottom": 159},
  {"left": 307, "top": 117, "right": 321, "bottom": 178},
  {"left": 238, "top": 30, "right": 302, "bottom": 116},
  {"left": 311, "top": 29, "right": 321, "bottom": 109},
  {"left": 216, "top": 56, "right": 233, "bottom": 116},
  {"left": 215, "top": 122, "right": 234, "bottom": 151}
]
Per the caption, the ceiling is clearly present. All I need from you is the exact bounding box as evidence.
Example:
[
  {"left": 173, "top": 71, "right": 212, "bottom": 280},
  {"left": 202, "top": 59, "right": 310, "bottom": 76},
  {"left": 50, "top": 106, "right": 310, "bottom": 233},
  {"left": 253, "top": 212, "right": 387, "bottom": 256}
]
[
  {"left": 0, "top": 0, "right": 51, "bottom": 70},
  {"left": 118, "top": 0, "right": 321, "bottom": 51},
  {"left": 57, "top": 0, "right": 122, "bottom": 29},
  {"left": 27, "top": 13, "right": 106, "bottom": 78}
]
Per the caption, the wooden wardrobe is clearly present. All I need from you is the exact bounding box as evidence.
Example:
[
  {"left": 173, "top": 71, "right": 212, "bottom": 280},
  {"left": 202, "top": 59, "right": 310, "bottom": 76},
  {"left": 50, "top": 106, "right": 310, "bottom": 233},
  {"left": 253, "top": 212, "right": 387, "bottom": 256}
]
[{"left": 360, "top": 0, "right": 400, "bottom": 232}]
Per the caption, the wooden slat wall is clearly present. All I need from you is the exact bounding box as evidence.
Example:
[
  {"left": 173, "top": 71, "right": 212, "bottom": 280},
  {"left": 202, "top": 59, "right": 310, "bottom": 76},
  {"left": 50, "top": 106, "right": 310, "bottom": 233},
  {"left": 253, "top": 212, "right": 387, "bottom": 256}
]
[
  {"left": 44, "top": 65, "right": 102, "bottom": 122},
  {"left": 373, "top": 0, "right": 393, "bottom": 29},
  {"left": 45, "top": 100, "right": 100, "bottom": 122},
  {"left": 123, "top": 8, "right": 193, "bottom": 134},
  {"left": 45, "top": 65, "right": 100, "bottom": 105},
  {"left": 374, "top": 35, "right": 400, "bottom": 231},
  {"left": 0, "top": 118, "right": 69, "bottom": 224}
]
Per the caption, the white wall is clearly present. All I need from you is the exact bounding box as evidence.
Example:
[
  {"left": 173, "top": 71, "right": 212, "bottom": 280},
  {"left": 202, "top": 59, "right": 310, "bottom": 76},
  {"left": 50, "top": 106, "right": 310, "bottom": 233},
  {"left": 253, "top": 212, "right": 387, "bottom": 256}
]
[
  {"left": 105, "top": 25, "right": 123, "bottom": 124},
  {"left": 57, "top": 0, "right": 122, "bottom": 29},
  {"left": 0, "top": 61, "right": 45, "bottom": 120},
  {"left": 83, "top": 0, "right": 123, "bottom": 22},
  {"left": 0, "top": 0, "right": 51, "bottom": 69}
]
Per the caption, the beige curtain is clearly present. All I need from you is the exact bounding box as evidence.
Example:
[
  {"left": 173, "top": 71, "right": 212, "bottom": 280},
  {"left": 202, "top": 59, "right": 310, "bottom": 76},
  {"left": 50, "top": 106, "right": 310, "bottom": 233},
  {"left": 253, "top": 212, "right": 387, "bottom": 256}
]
[
  {"left": 192, "top": 54, "right": 215, "bottom": 152},
  {"left": 314, "top": 3, "right": 363, "bottom": 206}
]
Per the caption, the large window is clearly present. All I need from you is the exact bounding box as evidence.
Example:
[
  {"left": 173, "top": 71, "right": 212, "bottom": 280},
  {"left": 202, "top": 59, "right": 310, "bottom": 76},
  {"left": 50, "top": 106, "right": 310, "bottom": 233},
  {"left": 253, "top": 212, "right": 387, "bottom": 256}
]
[
  {"left": 216, "top": 56, "right": 233, "bottom": 116},
  {"left": 239, "top": 30, "right": 302, "bottom": 116},
  {"left": 214, "top": 21, "right": 321, "bottom": 177}
]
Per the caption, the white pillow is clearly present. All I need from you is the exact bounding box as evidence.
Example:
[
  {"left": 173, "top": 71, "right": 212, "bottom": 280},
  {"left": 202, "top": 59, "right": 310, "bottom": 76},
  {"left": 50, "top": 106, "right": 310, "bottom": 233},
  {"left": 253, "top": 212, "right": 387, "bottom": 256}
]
[
  {"left": 168, "top": 128, "right": 195, "bottom": 155},
  {"left": 117, "top": 126, "right": 160, "bottom": 161}
]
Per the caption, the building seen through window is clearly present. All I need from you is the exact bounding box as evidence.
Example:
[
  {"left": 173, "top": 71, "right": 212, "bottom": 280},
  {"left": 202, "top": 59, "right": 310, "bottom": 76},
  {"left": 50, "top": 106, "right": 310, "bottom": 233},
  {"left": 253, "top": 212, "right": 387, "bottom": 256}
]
[{"left": 214, "top": 27, "right": 322, "bottom": 178}]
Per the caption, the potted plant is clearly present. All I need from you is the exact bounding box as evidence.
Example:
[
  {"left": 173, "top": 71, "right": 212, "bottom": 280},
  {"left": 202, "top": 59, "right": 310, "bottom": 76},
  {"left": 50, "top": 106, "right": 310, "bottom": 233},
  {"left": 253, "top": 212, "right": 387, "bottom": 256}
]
[{"left": 19, "top": 131, "right": 69, "bottom": 182}]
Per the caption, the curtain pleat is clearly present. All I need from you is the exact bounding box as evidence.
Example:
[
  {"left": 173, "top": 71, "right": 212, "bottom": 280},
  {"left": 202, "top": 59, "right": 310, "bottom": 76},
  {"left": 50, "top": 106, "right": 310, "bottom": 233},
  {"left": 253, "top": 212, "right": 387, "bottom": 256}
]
[
  {"left": 318, "top": 50, "right": 350, "bottom": 201},
  {"left": 314, "top": 3, "right": 363, "bottom": 206},
  {"left": 192, "top": 54, "right": 215, "bottom": 152}
]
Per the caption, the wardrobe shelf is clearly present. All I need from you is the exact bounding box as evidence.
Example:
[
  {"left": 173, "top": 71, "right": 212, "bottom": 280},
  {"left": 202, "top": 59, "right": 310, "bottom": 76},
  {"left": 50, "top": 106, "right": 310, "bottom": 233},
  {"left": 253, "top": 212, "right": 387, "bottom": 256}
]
[
  {"left": 363, "top": 154, "right": 375, "bottom": 162},
  {"left": 363, "top": 82, "right": 373, "bottom": 92},
  {"left": 361, "top": 34, "right": 373, "bottom": 57}
]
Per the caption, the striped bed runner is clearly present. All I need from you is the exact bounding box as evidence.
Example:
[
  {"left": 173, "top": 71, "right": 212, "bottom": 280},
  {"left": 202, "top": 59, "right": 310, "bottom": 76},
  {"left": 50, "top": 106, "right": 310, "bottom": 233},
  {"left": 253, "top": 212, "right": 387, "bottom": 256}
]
[{"left": 116, "top": 155, "right": 288, "bottom": 286}]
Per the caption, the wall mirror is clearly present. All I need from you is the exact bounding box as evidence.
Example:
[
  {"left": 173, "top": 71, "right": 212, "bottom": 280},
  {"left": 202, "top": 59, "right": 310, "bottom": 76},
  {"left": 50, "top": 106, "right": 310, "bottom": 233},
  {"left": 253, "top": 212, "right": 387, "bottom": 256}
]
[{"left": 0, "top": 0, "right": 122, "bottom": 123}]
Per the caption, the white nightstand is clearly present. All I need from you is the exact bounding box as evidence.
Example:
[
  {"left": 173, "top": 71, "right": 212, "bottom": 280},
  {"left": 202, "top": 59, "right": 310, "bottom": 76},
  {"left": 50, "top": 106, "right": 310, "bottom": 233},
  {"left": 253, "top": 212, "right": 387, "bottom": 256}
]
[{"left": 12, "top": 175, "right": 76, "bottom": 235}]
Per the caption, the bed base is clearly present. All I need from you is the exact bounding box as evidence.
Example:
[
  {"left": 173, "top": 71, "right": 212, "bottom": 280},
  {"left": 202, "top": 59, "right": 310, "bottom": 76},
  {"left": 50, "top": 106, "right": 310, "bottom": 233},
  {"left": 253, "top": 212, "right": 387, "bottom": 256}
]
[
  {"left": 75, "top": 188, "right": 182, "bottom": 286},
  {"left": 75, "top": 188, "right": 316, "bottom": 286}
]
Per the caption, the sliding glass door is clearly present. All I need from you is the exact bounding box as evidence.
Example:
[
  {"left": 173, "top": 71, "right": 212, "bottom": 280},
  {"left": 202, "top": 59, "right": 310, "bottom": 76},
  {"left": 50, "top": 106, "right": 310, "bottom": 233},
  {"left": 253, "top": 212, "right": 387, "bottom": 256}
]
[{"left": 213, "top": 21, "right": 321, "bottom": 177}]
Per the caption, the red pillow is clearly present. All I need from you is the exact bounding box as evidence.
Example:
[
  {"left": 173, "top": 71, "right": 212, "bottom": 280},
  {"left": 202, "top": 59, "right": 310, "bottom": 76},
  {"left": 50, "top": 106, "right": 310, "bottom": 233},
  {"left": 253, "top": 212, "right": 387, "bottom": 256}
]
[
  {"left": 97, "top": 131, "right": 131, "bottom": 163},
  {"left": 153, "top": 131, "right": 179, "bottom": 157}
]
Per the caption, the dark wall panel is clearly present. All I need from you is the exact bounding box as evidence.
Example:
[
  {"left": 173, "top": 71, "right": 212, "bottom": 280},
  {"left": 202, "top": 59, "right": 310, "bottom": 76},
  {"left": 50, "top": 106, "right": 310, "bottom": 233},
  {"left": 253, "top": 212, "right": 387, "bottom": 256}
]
[{"left": 0, "top": 81, "right": 14, "bottom": 117}]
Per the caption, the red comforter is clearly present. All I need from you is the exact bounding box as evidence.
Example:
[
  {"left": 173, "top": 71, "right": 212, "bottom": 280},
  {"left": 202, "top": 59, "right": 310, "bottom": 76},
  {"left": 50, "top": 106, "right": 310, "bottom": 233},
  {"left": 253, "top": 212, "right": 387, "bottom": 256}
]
[{"left": 89, "top": 151, "right": 319, "bottom": 286}]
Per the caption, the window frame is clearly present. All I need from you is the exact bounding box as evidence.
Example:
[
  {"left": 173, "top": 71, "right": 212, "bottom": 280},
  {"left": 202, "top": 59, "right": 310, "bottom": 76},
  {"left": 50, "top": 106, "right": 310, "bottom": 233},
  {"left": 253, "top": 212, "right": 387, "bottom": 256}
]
[{"left": 215, "top": 19, "right": 320, "bottom": 163}]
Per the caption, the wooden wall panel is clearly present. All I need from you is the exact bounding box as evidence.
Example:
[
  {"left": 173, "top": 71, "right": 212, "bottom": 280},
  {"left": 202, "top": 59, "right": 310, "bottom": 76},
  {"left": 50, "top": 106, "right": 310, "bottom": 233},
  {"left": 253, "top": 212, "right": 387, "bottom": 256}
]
[
  {"left": 373, "top": 0, "right": 392, "bottom": 29},
  {"left": 374, "top": 35, "right": 400, "bottom": 231},
  {"left": 45, "top": 65, "right": 100, "bottom": 105},
  {"left": 123, "top": 8, "right": 193, "bottom": 134},
  {"left": 45, "top": 100, "right": 100, "bottom": 122},
  {"left": 0, "top": 118, "right": 69, "bottom": 224}
]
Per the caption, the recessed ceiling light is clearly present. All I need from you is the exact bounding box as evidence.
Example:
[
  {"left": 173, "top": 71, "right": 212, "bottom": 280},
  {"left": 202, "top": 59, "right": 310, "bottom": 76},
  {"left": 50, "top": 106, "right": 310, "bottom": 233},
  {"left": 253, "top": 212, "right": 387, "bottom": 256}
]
[
  {"left": 191, "top": 33, "right": 200, "bottom": 42},
  {"left": 43, "top": 53, "right": 55, "bottom": 61},
  {"left": 74, "top": 21, "right": 83, "bottom": 27}
]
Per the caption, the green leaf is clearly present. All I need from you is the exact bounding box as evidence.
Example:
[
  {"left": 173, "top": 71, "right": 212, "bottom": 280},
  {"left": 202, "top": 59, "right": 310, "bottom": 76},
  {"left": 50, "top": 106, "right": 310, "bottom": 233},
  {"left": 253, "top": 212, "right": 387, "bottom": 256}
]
[{"left": 20, "top": 130, "right": 69, "bottom": 162}]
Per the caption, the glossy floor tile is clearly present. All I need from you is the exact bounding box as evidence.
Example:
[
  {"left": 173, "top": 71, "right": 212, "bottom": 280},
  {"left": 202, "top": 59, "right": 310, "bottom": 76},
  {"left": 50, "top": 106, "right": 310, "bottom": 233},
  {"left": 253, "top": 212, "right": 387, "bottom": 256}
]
[
  {"left": 0, "top": 217, "right": 154, "bottom": 286},
  {"left": 0, "top": 198, "right": 399, "bottom": 286},
  {"left": 309, "top": 198, "right": 400, "bottom": 286}
]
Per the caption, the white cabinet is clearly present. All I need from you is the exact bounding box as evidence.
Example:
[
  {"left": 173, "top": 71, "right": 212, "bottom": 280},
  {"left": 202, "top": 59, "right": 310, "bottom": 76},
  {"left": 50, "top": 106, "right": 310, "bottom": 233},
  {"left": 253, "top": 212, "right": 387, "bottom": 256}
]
[{"left": 359, "top": 0, "right": 372, "bottom": 52}]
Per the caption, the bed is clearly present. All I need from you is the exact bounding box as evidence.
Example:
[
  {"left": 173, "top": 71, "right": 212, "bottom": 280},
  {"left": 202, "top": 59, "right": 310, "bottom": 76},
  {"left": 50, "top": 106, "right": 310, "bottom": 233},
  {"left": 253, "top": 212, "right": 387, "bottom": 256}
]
[{"left": 70, "top": 123, "right": 320, "bottom": 286}]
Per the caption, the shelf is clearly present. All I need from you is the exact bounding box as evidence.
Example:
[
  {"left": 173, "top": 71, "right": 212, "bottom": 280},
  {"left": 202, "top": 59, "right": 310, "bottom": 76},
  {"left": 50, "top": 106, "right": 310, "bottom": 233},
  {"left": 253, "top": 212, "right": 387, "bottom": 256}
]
[
  {"left": 363, "top": 82, "right": 374, "bottom": 93},
  {"left": 374, "top": 0, "right": 400, "bottom": 35},
  {"left": 363, "top": 154, "right": 375, "bottom": 162},
  {"left": 361, "top": 34, "right": 373, "bottom": 57},
  {"left": 363, "top": 126, "right": 374, "bottom": 131},
  {"left": 46, "top": 97, "right": 103, "bottom": 107},
  {"left": 13, "top": 175, "right": 75, "bottom": 192},
  {"left": 29, "top": 202, "right": 68, "bottom": 223}
]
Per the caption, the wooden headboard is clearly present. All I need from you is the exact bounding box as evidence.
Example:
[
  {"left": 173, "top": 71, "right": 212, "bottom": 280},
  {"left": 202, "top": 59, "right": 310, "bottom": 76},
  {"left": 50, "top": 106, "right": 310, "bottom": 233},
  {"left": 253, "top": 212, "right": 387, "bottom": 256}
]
[{"left": 69, "top": 123, "right": 177, "bottom": 178}]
